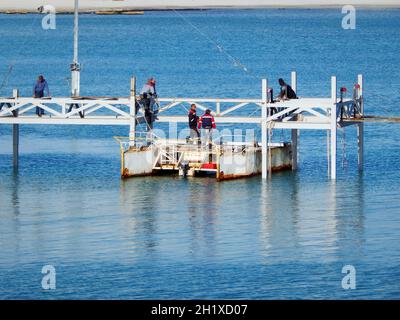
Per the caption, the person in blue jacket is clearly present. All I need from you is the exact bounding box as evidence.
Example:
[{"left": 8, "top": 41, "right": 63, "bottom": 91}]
[{"left": 33, "top": 75, "right": 50, "bottom": 117}]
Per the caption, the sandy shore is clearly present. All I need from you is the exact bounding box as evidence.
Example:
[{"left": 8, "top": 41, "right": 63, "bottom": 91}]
[{"left": 0, "top": 0, "right": 399, "bottom": 13}]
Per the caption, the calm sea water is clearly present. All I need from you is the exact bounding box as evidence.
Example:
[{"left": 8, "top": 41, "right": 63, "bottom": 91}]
[{"left": 1, "top": 9, "right": 400, "bottom": 299}]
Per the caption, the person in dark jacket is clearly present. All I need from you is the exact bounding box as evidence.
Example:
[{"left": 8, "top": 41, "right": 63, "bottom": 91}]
[
  {"left": 198, "top": 109, "right": 216, "bottom": 146},
  {"left": 278, "top": 78, "right": 297, "bottom": 100},
  {"left": 188, "top": 104, "right": 200, "bottom": 144},
  {"left": 33, "top": 75, "right": 50, "bottom": 117},
  {"left": 140, "top": 78, "right": 157, "bottom": 131}
]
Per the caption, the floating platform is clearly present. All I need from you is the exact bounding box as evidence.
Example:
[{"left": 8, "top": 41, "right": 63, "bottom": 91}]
[{"left": 121, "top": 138, "right": 292, "bottom": 181}]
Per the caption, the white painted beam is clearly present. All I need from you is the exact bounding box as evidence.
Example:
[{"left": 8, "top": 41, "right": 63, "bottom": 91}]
[
  {"left": 357, "top": 74, "right": 364, "bottom": 171},
  {"left": 330, "top": 76, "right": 337, "bottom": 180},
  {"left": 291, "top": 71, "right": 297, "bottom": 93},
  {"left": 357, "top": 123, "right": 364, "bottom": 171},
  {"left": 129, "top": 77, "right": 136, "bottom": 147},
  {"left": 12, "top": 89, "right": 19, "bottom": 170},
  {"left": 261, "top": 78, "right": 268, "bottom": 180}
]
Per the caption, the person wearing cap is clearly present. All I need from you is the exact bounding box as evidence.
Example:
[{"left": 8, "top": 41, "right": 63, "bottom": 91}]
[{"left": 198, "top": 109, "right": 216, "bottom": 146}]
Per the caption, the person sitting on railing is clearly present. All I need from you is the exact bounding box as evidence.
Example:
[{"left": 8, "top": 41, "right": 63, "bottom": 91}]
[
  {"left": 278, "top": 78, "right": 297, "bottom": 101},
  {"left": 188, "top": 104, "right": 200, "bottom": 145},
  {"left": 33, "top": 75, "right": 50, "bottom": 117},
  {"left": 140, "top": 77, "right": 157, "bottom": 130},
  {"left": 198, "top": 109, "right": 216, "bottom": 146}
]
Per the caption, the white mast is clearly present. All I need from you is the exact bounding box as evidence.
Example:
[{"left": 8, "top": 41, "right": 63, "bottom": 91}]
[{"left": 71, "top": 0, "right": 80, "bottom": 97}]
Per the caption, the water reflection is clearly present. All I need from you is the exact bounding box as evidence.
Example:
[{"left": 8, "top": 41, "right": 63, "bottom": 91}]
[
  {"left": 120, "top": 178, "right": 159, "bottom": 254},
  {"left": 187, "top": 179, "right": 220, "bottom": 259},
  {"left": 120, "top": 176, "right": 222, "bottom": 260},
  {"left": 11, "top": 171, "right": 21, "bottom": 217},
  {"left": 259, "top": 173, "right": 365, "bottom": 263},
  {"left": 259, "top": 173, "right": 300, "bottom": 261},
  {"left": 333, "top": 175, "right": 365, "bottom": 260}
]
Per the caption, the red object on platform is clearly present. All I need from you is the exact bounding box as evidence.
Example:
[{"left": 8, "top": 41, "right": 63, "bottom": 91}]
[
  {"left": 201, "top": 163, "right": 217, "bottom": 169},
  {"left": 340, "top": 87, "right": 347, "bottom": 92},
  {"left": 354, "top": 84, "right": 361, "bottom": 89}
]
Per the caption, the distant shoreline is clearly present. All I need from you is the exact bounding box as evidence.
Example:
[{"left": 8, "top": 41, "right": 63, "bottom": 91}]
[{"left": 1, "top": 5, "right": 400, "bottom": 14}]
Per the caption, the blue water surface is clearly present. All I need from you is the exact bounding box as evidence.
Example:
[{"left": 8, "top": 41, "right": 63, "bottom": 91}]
[{"left": 0, "top": 9, "right": 400, "bottom": 299}]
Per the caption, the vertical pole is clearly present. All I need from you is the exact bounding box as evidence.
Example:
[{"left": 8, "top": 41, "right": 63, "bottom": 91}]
[
  {"left": 261, "top": 78, "right": 268, "bottom": 179},
  {"left": 71, "top": 0, "right": 80, "bottom": 97},
  {"left": 73, "top": 0, "right": 78, "bottom": 65},
  {"left": 291, "top": 129, "right": 298, "bottom": 170},
  {"left": 291, "top": 71, "right": 297, "bottom": 93},
  {"left": 216, "top": 102, "right": 221, "bottom": 115},
  {"left": 357, "top": 74, "right": 363, "bottom": 103},
  {"left": 327, "top": 130, "right": 330, "bottom": 176},
  {"left": 291, "top": 71, "right": 298, "bottom": 170},
  {"left": 357, "top": 123, "right": 364, "bottom": 171},
  {"left": 12, "top": 89, "right": 19, "bottom": 170},
  {"left": 330, "top": 76, "right": 337, "bottom": 180},
  {"left": 129, "top": 77, "right": 136, "bottom": 147},
  {"left": 357, "top": 74, "right": 364, "bottom": 170}
]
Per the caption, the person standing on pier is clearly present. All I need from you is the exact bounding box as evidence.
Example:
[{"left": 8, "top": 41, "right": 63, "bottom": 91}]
[
  {"left": 188, "top": 104, "right": 200, "bottom": 144},
  {"left": 33, "top": 75, "right": 50, "bottom": 117},
  {"left": 278, "top": 78, "right": 297, "bottom": 101},
  {"left": 140, "top": 78, "right": 157, "bottom": 131},
  {"left": 198, "top": 109, "right": 216, "bottom": 146}
]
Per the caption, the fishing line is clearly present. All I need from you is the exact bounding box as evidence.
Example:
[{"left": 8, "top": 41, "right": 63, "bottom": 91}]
[
  {"left": 0, "top": 13, "right": 41, "bottom": 94},
  {"left": 171, "top": 9, "right": 261, "bottom": 81}
]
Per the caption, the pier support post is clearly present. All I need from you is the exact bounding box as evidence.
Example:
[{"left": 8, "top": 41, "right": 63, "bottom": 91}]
[
  {"left": 291, "top": 71, "right": 298, "bottom": 170},
  {"left": 357, "top": 74, "right": 364, "bottom": 171},
  {"left": 357, "top": 123, "right": 364, "bottom": 171},
  {"left": 291, "top": 71, "right": 297, "bottom": 92},
  {"left": 261, "top": 78, "right": 268, "bottom": 180},
  {"left": 291, "top": 130, "right": 298, "bottom": 170},
  {"left": 330, "top": 76, "right": 337, "bottom": 180},
  {"left": 129, "top": 77, "right": 136, "bottom": 147},
  {"left": 12, "top": 89, "right": 19, "bottom": 170}
]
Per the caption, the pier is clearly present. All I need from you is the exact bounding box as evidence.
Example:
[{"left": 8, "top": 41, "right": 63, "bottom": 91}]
[
  {"left": 0, "top": 2, "right": 366, "bottom": 180},
  {"left": 0, "top": 72, "right": 364, "bottom": 180}
]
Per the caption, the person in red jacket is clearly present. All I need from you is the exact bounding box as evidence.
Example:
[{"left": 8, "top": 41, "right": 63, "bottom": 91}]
[{"left": 198, "top": 109, "right": 216, "bottom": 146}]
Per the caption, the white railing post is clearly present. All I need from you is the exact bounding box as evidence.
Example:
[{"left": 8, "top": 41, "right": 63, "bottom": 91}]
[
  {"left": 216, "top": 102, "right": 221, "bottom": 115},
  {"left": 261, "top": 78, "right": 268, "bottom": 179},
  {"left": 129, "top": 77, "right": 136, "bottom": 147},
  {"left": 357, "top": 74, "right": 364, "bottom": 170},
  {"left": 290, "top": 71, "right": 298, "bottom": 170},
  {"left": 291, "top": 71, "right": 297, "bottom": 93},
  {"left": 12, "top": 88, "right": 19, "bottom": 170},
  {"left": 330, "top": 76, "right": 337, "bottom": 179},
  {"left": 357, "top": 74, "right": 363, "bottom": 113}
]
